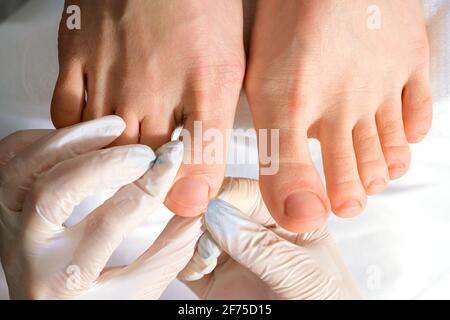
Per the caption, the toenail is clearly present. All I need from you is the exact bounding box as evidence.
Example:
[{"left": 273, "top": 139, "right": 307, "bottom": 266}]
[
  {"left": 388, "top": 163, "right": 406, "bottom": 180},
  {"left": 284, "top": 191, "right": 327, "bottom": 222},
  {"left": 366, "top": 178, "right": 387, "bottom": 194},
  {"left": 337, "top": 200, "right": 362, "bottom": 217},
  {"left": 168, "top": 176, "right": 209, "bottom": 211},
  {"left": 408, "top": 134, "right": 425, "bottom": 144}
]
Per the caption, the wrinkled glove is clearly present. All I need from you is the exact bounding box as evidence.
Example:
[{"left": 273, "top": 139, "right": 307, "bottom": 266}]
[
  {"left": 180, "top": 178, "right": 360, "bottom": 300},
  {"left": 0, "top": 116, "right": 203, "bottom": 299}
]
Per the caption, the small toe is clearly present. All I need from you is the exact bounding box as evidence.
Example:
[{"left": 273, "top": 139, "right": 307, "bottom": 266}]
[
  {"left": 83, "top": 73, "right": 113, "bottom": 121},
  {"left": 402, "top": 70, "right": 433, "bottom": 143},
  {"left": 320, "top": 122, "right": 366, "bottom": 217},
  {"left": 111, "top": 108, "right": 140, "bottom": 145},
  {"left": 320, "top": 121, "right": 366, "bottom": 218},
  {"left": 50, "top": 63, "right": 85, "bottom": 128},
  {"left": 139, "top": 113, "right": 176, "bottom": 149},
  {"left": 376, "top": 102, "right": 411, "bottom": 180},
  {"left": 353, "top": 118, "right": 389, "bottom": 195}
]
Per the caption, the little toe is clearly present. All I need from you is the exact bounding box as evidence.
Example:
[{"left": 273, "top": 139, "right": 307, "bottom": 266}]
[
  {"left": 402, "top": 69, "right": 433, "bottom": 144},
  {"left": 376, "top": 102, "right": 411, "bottom": 180}
]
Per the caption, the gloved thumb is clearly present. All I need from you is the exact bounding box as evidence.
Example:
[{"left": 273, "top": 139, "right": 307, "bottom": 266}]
[{"left": 205, "top": 199, "right": 358, "bottom": 300}]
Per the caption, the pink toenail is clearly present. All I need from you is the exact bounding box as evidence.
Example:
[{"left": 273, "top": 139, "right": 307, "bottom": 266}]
[
  {"left": 284, "top": 191, "right": 327, "bottom": 224},
  {"left": 388, "top": 163, "right": 406, "bottom": 180},
  {"left": 408, "top": 134, "right": 425, "bottom": 144},
  {"left": 337, "top": 200, "right": 362, "bottom": 217},
  {"left": 366, "top": 178, "right": 387, "bottom": 194},
  {"left": 168, "top": 176, "right": 209, "bottom": 212}
]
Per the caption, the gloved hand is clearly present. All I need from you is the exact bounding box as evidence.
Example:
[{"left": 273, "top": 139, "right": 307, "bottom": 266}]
[
  {"left": 180, "top": 178, "right": 360, "bottom": 300},
  {"left": 0, "top": 116, "right": 203, "bottom": 299}
]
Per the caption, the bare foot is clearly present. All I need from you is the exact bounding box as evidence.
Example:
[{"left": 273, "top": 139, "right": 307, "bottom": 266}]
[
  {"left": 246, "top": 0, "right": 432, "bottom": 232},
  {"left": 51, "top": 0, "right": 245, "bottom": 216}
]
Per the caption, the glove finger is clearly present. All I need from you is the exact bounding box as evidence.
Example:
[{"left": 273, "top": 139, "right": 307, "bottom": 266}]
[
  {"left": 178, "top": 178, "right": 263, "bottom": 283},
  {"left": 0, "top": 116, "right": 126, "bottom": 211},
  {"left": 219, "top": 178, "right": 275, "bottom": 226},
  {"left": 178, "top": 231, "right": 222, "bottom": 281},
  {"left": 68, "top": 142, "right": 183, "bottom": 289},
  {"left": 24, "top": 145, "right": 154, "bottom": 235},
  {"left": 205, "top": 199, "right": 348, "bottom": 300},
  {"left": 85, "top": 216, "right": 203, "bottom": 300},
  {"left": 0, "top": 129, "right": 53, "bottom": 168},
  {"left": 136, "top": 141, "right": 183, "bottom": 201}
]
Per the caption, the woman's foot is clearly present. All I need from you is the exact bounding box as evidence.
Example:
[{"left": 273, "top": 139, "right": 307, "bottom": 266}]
[
  {"left": 246, "top": 0, "right": 432, "bottom": 232},
  {"left": 51, "top": 0, "right": 246, "bottom": 216}
]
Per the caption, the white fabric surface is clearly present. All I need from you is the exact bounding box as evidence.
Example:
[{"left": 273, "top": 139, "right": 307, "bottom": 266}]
[{"left": 0, "top": 0, "right": 449, "bottom": 299}]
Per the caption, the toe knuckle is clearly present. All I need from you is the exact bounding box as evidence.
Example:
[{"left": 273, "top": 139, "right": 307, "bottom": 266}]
[
  {"left": 420, "top": 95, "right": 433, "bottom": 108},
  {"left": 246, "top": 76, "right": 309, "bottom": 114},
  {"left": 412, "top": 95, "right": 433, "bottom": 112},
  {"left": 190, "top": 59, "right": 245, "bottom": 92},
  {"left": 330, "top": 178, "right": 361, "bottom": 190},
  {"left": 410, "top": 38, "right": 430, "bottom": 66},
  {"left": 354, "top": 128, "right": 379, "bottom": 148},
  {"left": 359, "top": 157, "right": 383, "bottom": 168},
  {"left": 385, "top": 145, "right": 411, "bottom": 161},
  {"left": 379, "top": 118, "right": 402, "bottom": 137}
]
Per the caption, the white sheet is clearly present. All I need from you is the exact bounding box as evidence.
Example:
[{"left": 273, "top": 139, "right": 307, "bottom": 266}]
[{"left": 0, "top": 0, "right": 449, "bottom": 300}]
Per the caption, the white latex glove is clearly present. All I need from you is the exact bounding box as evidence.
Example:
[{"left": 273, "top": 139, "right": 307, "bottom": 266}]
[
  {"left": 0, "top": 116, "right": 203, "bottom": 299},
  {"left": 180, "top": 178, "right": 360, "bottom": 300}
]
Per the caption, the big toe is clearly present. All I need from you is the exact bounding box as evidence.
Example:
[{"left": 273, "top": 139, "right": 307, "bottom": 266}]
[
  {"left": 258, "top": 133, "right": 330, "bottom": 233},
  {"left": 166, "top": 175, "right": 211, "bottom": 216},
  {"left": 260, "top": 165, "right": 329, "bottom": 233}
]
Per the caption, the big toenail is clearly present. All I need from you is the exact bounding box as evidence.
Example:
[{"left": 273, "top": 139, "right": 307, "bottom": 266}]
[
  {"left": 366, "top": 178, "right": 387, "bottom": 194},
  {"left": 388, "top": 163, "right": 406, "bottom": 179},
  {"left": 337, "top": 200, "right": 362, "bottom": 217},
  {"left": 284, "top": 191, "right": 327, "bottom": 222},
  {"left": 168, "top": 176, "right": 209, "bottom": 211}
]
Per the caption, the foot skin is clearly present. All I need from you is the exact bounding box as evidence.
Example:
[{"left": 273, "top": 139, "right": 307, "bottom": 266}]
[
  {"left": 246, "top": 0, "right": 432, "bottom": 232},
  {"left": 51, "top": 0, "right": 245, "bottom": 216}
]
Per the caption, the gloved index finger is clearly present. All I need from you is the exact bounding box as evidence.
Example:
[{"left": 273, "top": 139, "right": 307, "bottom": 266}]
[
  {"left": 61, "top": 141, "right": 183, "bottom": 290},
  {"left": 25, "top": 145, "right": 154, "bottom": 233},
  {"left": 0, "top": 116, "right": 126, "bottom": 211},
  {"left": 0, "top": 130, "right": 53, "bottom": 168},
  {"left": 136, "top": 141, "right": 183, "bottom": 201}
]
